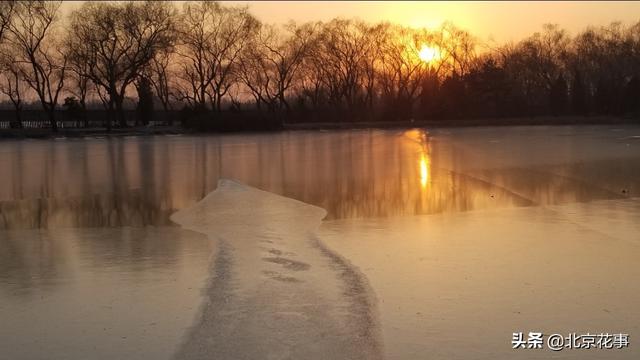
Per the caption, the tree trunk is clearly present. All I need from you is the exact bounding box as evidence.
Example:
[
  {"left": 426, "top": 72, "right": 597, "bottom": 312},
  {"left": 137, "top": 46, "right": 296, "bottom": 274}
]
[
  {"left": 115, "top": 97, "right": 127, "bottom": 128},
  {"left": 11, "top": 106, "right": 23, "bottom": 129},
  {"left": 16, "top": 112, "right": 23, "bottom": 129},
  {"left": 279, "top": 93, "right": 290, "bottom": 114},
  {"left": 106, "top": 100, "right": 113, "bottom": 132},
  {"left": 17, "top": 113, "right": 23, "bottom": 129},
  {"left": 81, "top": 100, "right": 88, "bottom": 128},
  {"left": 163, "top": 104, "right": 173, "bottom": 126},
  {"left": 215, "top": 94, "right": 222, "bottom": 112},
  {"left": 48, "top": 108, "right": 58, "bottom": 132}
]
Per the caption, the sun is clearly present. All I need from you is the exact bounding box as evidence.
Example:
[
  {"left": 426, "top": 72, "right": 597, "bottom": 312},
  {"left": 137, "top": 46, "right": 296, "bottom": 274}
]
[{"left": 418, "top": 45, "right": 439, "bottom": 63}]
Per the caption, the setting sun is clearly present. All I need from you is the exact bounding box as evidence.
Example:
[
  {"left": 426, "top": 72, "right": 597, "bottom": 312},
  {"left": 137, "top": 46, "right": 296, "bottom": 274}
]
[{"left": 418, "top": 45, "right": 440, "bottom": 63}]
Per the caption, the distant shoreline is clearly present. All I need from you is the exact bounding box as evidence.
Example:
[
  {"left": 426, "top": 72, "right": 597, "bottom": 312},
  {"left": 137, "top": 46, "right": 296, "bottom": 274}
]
[
  {"left": 0, "top": 116, "right": 637, "bottom": 139},
  {"left": 283, "top": 116, "right": 638, "bottom": 130}
]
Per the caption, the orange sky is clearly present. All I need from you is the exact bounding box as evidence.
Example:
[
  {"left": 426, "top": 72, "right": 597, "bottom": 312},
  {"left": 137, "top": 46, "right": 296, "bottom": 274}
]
[
  {"left": 60, "top": 1, "right": 640, "bottom": 44},
  {"left": 230, "top": 1, "right": 640, "bottom": 43}
]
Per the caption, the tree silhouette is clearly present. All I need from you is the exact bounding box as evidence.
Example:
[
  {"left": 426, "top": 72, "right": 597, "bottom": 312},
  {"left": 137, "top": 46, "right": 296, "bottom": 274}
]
[
  {"left": 7, "top": 1, "right": 66, "bottom": 131},
  {"left": 67, "top": 1, "right": 176, "bottom": 129},
  {"left": 549, "top": 74, "right": 568, "bottom": 115},
  {"left": 136, "top": 76, "right": 155, "bottom": 126},
  {"left": 623, "top": 75, "right": 640, "bottom": 115},
  {"left": 570, "top": 71, "right": 587, "bottom": 115},
  {"left": 0, "top": 4, "right": 640, "bottom": 131}
]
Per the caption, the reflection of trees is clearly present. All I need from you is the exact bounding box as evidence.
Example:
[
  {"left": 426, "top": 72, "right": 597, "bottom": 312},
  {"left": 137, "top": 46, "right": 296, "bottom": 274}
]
[
  {"left": 0, "top": 132, "right": 637, "bottom": 229},
  {"left": 470, "top": 162, "right": 638, "bottom": 206},
  {"left": 229, "top": 130, "right": 535, "bottom": 219},
  {"left": 0, "top": 229, "right": 68, "bottom": 293},
  {"left": 0, "top": 191, "right": 175, "bottom": 229},
  {"left": 0, "top": 227, "right": 210, "bottom": 295},
  {"left": 74, "top": 227, "right": 196, "bottom": 272}
]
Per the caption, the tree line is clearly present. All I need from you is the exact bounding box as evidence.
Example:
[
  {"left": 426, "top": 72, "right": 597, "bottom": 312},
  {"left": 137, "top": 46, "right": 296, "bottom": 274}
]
[{"left": 1, "top": 1, "right": 640, "bottom": 132}]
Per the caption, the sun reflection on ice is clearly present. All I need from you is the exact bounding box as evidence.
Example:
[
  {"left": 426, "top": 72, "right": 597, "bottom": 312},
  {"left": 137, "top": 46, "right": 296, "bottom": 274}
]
[
  {"left": 420, "top": 153, "right": 429, "bottom": 188},
  {"left": 404, "top": 129, "right": 432, "bottom": 189}
]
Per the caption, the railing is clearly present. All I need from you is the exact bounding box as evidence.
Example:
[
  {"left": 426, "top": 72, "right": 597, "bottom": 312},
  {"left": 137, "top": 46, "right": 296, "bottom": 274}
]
[{"left": 0, "top": 110, "right": 179, "bottom": 129}]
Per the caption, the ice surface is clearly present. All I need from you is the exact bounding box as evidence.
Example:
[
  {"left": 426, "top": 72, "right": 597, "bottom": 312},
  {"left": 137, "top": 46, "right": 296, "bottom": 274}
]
[
  {"left": 170, "top": 179, "right": 640, "bottom": 360},
  {"left": 1, "top": 126, "right": 639, "bottom": 359},
  {"left": 320, "top": 197, "right": 640, "bottom": 359},
  {"left": 0, "top": 227, "right": 213, "bottom": 360},
  {"left": 170, "top": 179, "right": 382, "bottom": 360}
]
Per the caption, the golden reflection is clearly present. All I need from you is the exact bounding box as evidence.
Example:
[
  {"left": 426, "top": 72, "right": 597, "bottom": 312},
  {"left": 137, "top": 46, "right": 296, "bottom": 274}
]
[
  {"left": 0, "top": 129, "right": 635, "bottom": 228},
  {"left": 420, "top": 153, "right": 429, "bottom": 188},
  {"left": 404, "top": 129, "right": 431, "bottom": 189}
]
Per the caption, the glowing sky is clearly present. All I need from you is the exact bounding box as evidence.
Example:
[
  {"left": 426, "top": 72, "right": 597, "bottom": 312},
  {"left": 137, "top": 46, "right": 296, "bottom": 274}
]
[
  {"left": 59, "top": 1, "right": 640, "bottom": 44},
  {"left": 230, "top": 1, "right": 640, "bottom": 43}
]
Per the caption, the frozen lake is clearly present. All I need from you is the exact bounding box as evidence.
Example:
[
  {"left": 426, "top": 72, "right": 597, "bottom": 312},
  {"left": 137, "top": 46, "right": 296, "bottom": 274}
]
[{"left": 0, "top": 125, "right": 639, "bottom": 359}]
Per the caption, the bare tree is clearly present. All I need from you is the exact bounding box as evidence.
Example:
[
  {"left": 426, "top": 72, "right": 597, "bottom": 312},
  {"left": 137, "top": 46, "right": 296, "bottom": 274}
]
[
  {"left": 177, "top": 1, "right": 259, "bottom": 111},
  {"left": 501, "top": 24, "right": 571, "bottom": 113},
  {"left": 68, "top": 1, "right": 177, "bottom": 129},
  {"left": 0, "top": 50, "right": 28, "bottom": 128},
  {"left": 437, "top": 22, "right": 478, "bottom": 78},
  {"left": 7, "top": 0, "right": 66, "bottom": 131},
  {"left": 1, "top": 0, "right": 638, "bottom": 130},
  {"left": 147, "top": 48, "right": 176, "bottom": 117},
  {"left": 378, "top": 25, "right": 433, "bottom": 118},
  {"left": 239, "top": 22, "right": 317, "bottom": 113},
  {"left": 306, "top": 19, "right": 377, "bottom": 115},
  {"left": 0, "top": 1, "right": 19, "bottom": 128},
  {"left": 0, "top": 1, "right": 15, "bottom": 42},
  {"left": 65, "top": 34, "right": 92, "bottom": 127}
]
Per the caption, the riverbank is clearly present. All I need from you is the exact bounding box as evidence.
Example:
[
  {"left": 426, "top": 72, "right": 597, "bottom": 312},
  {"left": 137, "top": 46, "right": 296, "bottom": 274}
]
[
  {"left": 0, "top": 126, "right": 186, "bottom": 139},
  {"left": 0, "top": 115, "right": 637, "bottom": 139}
]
